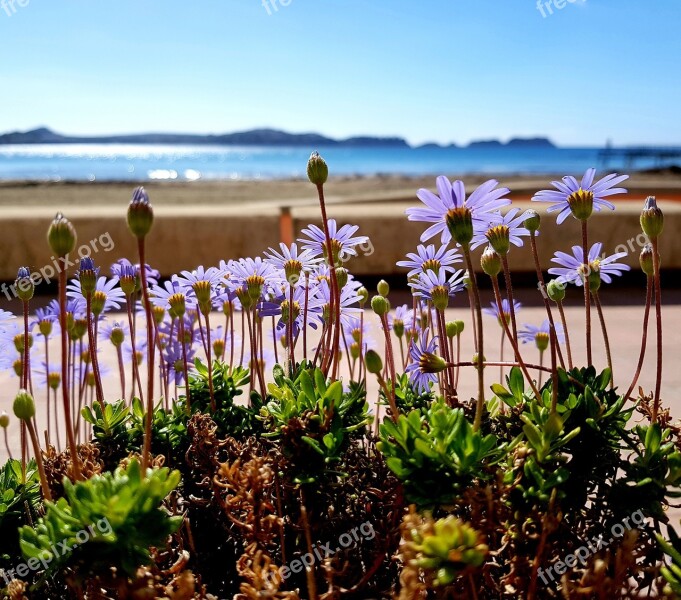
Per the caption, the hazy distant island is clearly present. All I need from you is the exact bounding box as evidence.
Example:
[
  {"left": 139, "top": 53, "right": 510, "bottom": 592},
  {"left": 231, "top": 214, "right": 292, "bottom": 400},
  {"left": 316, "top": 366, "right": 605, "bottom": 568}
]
[{"left": 0, "top": 127, "right": 557, "bottom": 149}]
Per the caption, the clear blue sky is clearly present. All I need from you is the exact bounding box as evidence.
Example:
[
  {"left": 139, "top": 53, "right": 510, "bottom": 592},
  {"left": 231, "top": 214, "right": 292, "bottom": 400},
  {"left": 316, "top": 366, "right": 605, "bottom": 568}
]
[{"left": 0, "top": 0, "right": 679, "bottom": 146}]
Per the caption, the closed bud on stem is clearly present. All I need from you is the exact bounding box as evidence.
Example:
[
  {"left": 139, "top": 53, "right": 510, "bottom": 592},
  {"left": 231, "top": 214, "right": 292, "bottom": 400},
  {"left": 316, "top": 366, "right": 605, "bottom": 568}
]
[
  {"left": 0, "top": 412, "right": 9, "bottom": 428},
  {"left": 640, "top": 196, "right": 664, "bottom": 239},
  {"left": 13, "top": 389, "right": 35, "bottom": 421},
  {"left": 481, "top": 246, "right": 502, "bottom": 277},
  {"left": 357, "top": 286, "right": 368, "bottom": 307},
  {"left": 364, "top": 349, "right": 383, "bottom": 375},
  {"left": 546, "top": 279, "right": 566, "bottom": 303},
  {"left": 78, "top": 257, "right": 98, "bottom": 297},
  {"left": 335, "top": 267, "right": 348, "bottom": 289},
  {"left": 47, "top": 212, "right": 77, "bottom": 258},
  {"left": 524, "top": 209, "right": 541, "bottom": 233},
  {"left": 371, "top": 295, "right": 389, "bottom": 316},
  {"left": 109, "top": 326, "right": 125, "bottom": 347},
  {"left": 377, "top": 279, "right": 390, "bottom": 298},
  {"left": 15, "top": 267, "right": 34, "bottom": 301},
  {"left": 445, "top": 321, "right": 458, "bottom": 338},
  {"left": 393, "top": 319, "right": 404, "bottom": 338},
  {"left": 472, "top": 353, "right": 486, "bottom": 369},
  {"left": 127, "top": 187, "right": 154, "bottom": 239},
  {"left": 640, "top": 243, "right": 657, "bottom": 276},
  {"left": 307, "top": 152, "right": 328, "bottom": 185},
  {"left": 454, "top": 320, "right": 465, "bottom": 335}
]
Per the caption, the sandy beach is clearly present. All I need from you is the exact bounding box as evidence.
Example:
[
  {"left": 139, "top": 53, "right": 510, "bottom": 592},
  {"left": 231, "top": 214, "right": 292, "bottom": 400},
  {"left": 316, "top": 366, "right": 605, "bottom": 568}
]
[{"left": 1, "top": 172, "right": 681, "bottom": 209}]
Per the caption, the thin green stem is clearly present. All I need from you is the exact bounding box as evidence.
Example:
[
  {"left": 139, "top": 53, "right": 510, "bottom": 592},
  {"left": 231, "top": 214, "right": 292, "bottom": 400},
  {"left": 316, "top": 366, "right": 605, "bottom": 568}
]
[
  {"left": 593, "top": 292, "right": 614, "bottom": 389},
  {"left": 625, "top": 276, "right": 652, "bottom": 400},
  {"left": 581, "top": 220, "right": 592, "bottom": 365},
  {"left": 651, "top": 238, "right": 663, "bottom": 422},
  {"left": 462, "top": 245, "right": 486, "bottom": 431},
  {"left": 529, "top": 232, "right": 566, "bottom": 369}
]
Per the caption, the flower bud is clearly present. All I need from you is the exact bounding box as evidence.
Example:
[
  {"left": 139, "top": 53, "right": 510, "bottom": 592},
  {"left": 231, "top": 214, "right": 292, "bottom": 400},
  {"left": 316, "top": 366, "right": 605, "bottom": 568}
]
[
  {"left": 335, "top": 267, "right": 348, "bottom": 290},
  {"left": 472, "top": 353, "right": 486, "bottom": 369},
  {"left": 639, "top": 243, "right": 657, "bottom": 277},
  {"left": 307, "top": 152, "right": 329, "bottom": 185},
  {"left": 371, "top": 295, "right": 389, "bottom": 316},
  {"left": 377, "top": 279, "right": 390, "bottom": 298},
  {"left": 15, "top": 267, "right": 34, "bottom": 301},
  {"left": 524, "top": 209, "right": 541, "bottom": 233},
  {"left": 13, "top": 389, "right": 35, "bottom": 421},
  {"left": 640, "top": 196, "right": 664, "bottom": 239},
  {"left": 393, "top": 319, "right": 405, "bottom": 338},
  {"left": 0, "top": 412, "right": 9, "bottom": 428},
  {"left": 78, "top": 257, "right": 99, "bottom": 297},
  {"left": 546, "top": 279, "right": 566, "bottom": 303},
  {"left": 109, "top": 325, "right": 125, "bottom": 347},
  {"left": 454, "top": 320, "right": 465, "bottom": 335},
  {"left": 127, "top": 187, "right": 154, "bottom": 239},
  {"left": 480, "top": 246, "right": 502, "bottom": 277},
  {"left": 47, "top": 213, "right": 77, "bottom": 258},
  {"left": 357, "top": 287, "right": 368, "bottom": 307},
  {"left": 365, "top": 349, "right": 383, "bottom": 375},
  {"left": 445, "top": 321, "right": 458, "bottom": 338}
]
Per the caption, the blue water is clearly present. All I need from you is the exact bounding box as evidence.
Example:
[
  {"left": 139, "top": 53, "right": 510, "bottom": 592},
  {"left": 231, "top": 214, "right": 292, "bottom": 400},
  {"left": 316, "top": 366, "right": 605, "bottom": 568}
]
[{"left": 0, "top": 144, "right": 673, "bottom": 182}]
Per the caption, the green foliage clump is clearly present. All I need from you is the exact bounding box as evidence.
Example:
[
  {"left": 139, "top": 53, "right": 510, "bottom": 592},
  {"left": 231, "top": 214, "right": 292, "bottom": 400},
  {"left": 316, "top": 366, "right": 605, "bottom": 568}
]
[
  {"left": 188, "top": 359, "right": 259, "bottom": 438},
  {"left": 19, "top": 459, "right": 182, "bottom": 581},
  {"left": 378, "top": 401, "right": 499, "bottom": 507},
  {"left": 0, "top": 459, "right": 41, "bottom": 569},
  {"left": 259, "top": 365, "right": 371, "bottom": 483}
]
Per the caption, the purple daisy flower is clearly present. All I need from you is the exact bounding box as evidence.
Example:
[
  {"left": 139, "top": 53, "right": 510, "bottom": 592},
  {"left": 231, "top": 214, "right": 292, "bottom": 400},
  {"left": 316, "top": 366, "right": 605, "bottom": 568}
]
[
  {"left": 471, "top": 207, "right": 532, "bottom": 251},
  {"left": 150, "top": 277, "right": 198, "bottom": 311},
  {"left": 406, "top": 176, "right": 511, "bottom": 245},
  {"left": 518, "top": 320, "right": 565, "bottom": 346},
  {"left": 308, "top": 279, "right": 361, "bottom": 329},
  {"left": 66, "top": 276, "right": 126, "bottom": 314},
  {"left": 265, "top": 242, "right": 320, "bottom": 274},
  {"left": 405, "top": 330, "right": 443, "bottom": 393},
  {"left": 343, "top": 316, "right": 376, "bottom": 351},
  {"left": 548, "top": 243, "right": 630, "bottom": 287},
  {"left": 164, "top": 340, "right": 197, "bottom": 385},
  {"left": 396, "top": 243, "right": 462, "bottom": 277},
  {"left": 410, "top": 268, "right": 466, "bottom": 301},
  {"left": 483, "top": 299, "right": 522, "bottom": 326},
  {"left": 99, "top": 320, "right": 128, "bottom": 346},
  {"left": 259, "top": 284, "right": 321, "bottom": 336},
  {"left": 299, "top": 219, "right": 370, "bottom": 262},
  {"left": 532, "top": 168, "right": 629, "bottom": 224}
]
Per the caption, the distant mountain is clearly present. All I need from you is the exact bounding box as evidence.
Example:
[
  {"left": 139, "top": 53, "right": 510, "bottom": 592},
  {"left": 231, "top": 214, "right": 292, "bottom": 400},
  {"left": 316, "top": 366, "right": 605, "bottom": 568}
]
[
  {"left": 468, "top": 139, "right": 503, "bottom": 148},
  {"left": 0, "top": 127, "right": 409, "bottom": 148},
  {"left": 416, "top": 141, "right": 461, "bottom": 149},
  {"left": 507, "top": 137, "right": 555, "bottom": 148},
  {"left": 467, "top": 137, "right": 555, "bottom": 149}
]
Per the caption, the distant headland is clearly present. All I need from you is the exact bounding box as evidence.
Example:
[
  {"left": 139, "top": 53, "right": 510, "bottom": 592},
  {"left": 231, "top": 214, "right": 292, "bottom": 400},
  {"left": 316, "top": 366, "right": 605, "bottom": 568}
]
[{"left": 0, "top": 127, "right": 557, "bottom": 149}]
